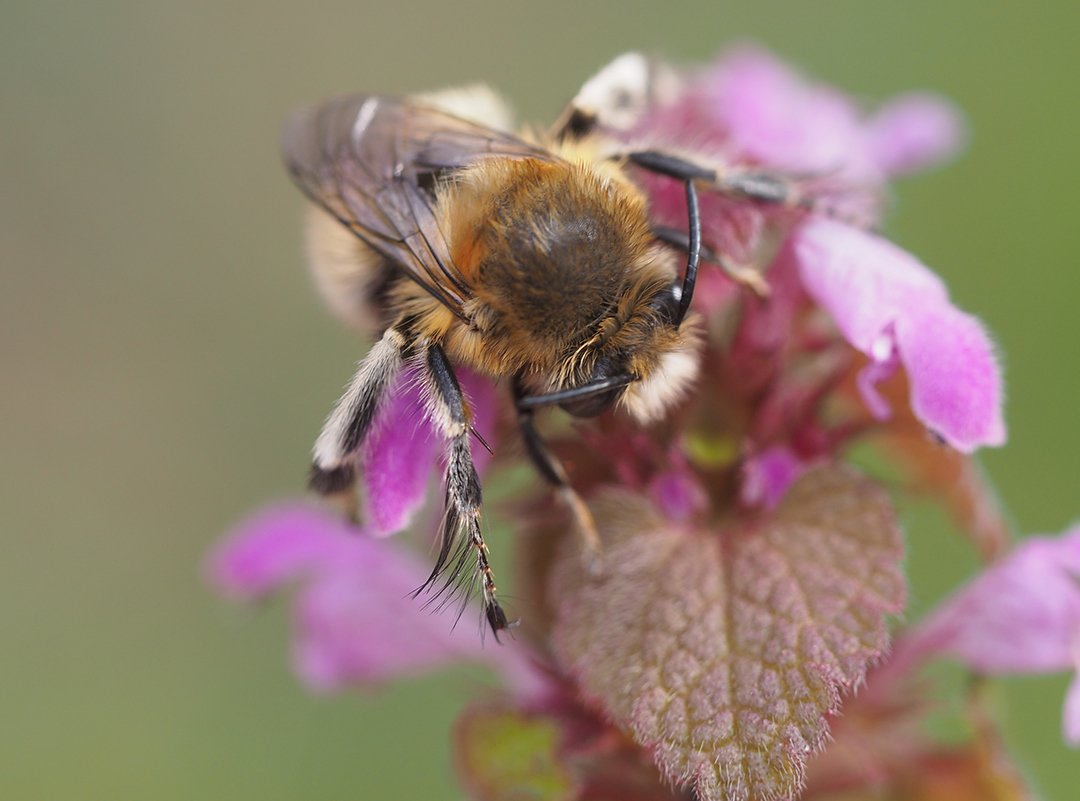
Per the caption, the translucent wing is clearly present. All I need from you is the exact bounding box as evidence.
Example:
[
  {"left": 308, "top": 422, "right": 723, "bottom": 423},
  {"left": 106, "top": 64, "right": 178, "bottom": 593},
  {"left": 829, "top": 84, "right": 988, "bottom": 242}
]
[{"left": 282, "top": 94, "right": 557, "bottom": 317}]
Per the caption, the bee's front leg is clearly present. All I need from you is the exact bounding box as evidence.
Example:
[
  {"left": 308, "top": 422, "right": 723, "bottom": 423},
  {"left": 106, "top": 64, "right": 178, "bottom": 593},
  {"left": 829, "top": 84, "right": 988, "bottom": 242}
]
[{"left": 513, "top": 383, "right": 603, "bottom": 573}]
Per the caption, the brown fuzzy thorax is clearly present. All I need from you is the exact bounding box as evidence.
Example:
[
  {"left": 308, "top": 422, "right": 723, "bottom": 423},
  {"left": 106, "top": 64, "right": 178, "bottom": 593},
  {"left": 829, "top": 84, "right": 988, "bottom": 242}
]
[{"left": 437, "top": 157, "right": 677, "bottom": 384}]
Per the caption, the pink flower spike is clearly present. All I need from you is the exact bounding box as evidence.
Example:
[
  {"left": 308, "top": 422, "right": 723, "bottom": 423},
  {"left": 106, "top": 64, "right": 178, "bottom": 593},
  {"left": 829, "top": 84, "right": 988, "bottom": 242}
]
[
  {"left": 793, "top": 217, "right": 1005, "bottom": 452},
  {"left": 893, "top": 526, "right": 1080, "bottom": 746},
  {"left": 866, "top": 92, "right": 967, "bottom": 176},
  {"left": 208, "top": 504, "right": 547, "bottom": 698}
]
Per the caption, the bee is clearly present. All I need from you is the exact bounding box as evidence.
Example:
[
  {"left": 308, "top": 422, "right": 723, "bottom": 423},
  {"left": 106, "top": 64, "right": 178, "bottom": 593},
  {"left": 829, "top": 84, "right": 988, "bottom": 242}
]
[{"left": 283, "top": 55, "right": 819, "bottom": 636}]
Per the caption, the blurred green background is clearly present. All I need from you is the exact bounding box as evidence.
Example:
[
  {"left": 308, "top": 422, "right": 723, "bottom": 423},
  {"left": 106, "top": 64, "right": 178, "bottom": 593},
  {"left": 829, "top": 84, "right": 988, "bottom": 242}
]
[{"left": 3, "top": 1, "right": 1078, "bottom": 798}]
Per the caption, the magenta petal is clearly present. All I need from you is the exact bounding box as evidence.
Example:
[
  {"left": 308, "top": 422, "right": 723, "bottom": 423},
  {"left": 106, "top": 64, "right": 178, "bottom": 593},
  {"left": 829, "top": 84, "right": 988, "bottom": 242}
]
[
  {"left": 866, "top": 92, "right": 967, "bottom": 176},
  {"left": 709, "top": 46, "right": 862, "bottom": 174},
  {"left": 207, "top": 504, "right": 356, "bottom": 599},
  {"left": 898, "top": 528, "right": 1080, "bottom": 675},
  {"left": 289, "top": 534, "right": 546, "bottom": 696},
  {"left": 739, "top": 445, "right": 807, "bottom": 510},
  {"left": 892, "top": 526, "right": 1080, "bottom": 748},
  {"left": 793, "top": 218, "right": 1005, "bottom": 451},
  {"left": 361, "top": 371, "right": 440, "bottom": 536},
  {"left": 361, "top": 365, "right": 500, "bottom": 536},
  {"left": 794, "top": 218, "right": 948, "bottom": 349},
  {"left": 895, "top": 304, "right": 1006, "bottom": 451},
  {"left": 211, "top": 503, "right": 547, "bottom": 697},
  {"left": 648, "top": 467, "right": 707, "bottom": 523}
]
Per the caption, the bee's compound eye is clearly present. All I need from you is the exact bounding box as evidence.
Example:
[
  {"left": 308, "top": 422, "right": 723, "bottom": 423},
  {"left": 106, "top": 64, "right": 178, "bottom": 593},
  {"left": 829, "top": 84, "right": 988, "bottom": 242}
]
[{"left": 652, "top": 284, "right": 681, "bottom": 326}]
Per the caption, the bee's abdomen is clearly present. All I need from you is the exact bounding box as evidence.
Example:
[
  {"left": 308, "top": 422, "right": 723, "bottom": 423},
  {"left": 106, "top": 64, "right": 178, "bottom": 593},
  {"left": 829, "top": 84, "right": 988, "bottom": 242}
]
[{"left": 305, "top": 204, "right": 400, "bottom": 334}]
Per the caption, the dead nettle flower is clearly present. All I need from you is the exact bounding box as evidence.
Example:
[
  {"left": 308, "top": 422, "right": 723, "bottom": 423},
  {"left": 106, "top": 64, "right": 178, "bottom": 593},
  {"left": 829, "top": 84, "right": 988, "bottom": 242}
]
[{"left": 209, "top": 45, "right": 1023, "bottom": 801}]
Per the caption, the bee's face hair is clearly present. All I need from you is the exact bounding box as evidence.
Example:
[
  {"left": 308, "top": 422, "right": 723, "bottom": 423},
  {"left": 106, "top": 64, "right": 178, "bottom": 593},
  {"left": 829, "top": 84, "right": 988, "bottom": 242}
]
[{"left": 620, "top": 328, "right": 701, "bottom": 423}]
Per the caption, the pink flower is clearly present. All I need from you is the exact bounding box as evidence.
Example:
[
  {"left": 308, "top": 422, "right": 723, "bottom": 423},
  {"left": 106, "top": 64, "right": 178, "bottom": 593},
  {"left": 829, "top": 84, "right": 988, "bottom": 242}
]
[
  {"left": 208, "top": 503, "right": 547, "bottom": 698},
  {"left": 702, "top": 45, "right": 965, "bottom": 180},
  {"left": 866, "top": 92, "right": 969, "bottom": 176},
  {"left": 892, "top": 526, "right": 1080, "bottom": 745},
  {"left": 792, "top": 218, "right": 1005, "bottom": 452}
]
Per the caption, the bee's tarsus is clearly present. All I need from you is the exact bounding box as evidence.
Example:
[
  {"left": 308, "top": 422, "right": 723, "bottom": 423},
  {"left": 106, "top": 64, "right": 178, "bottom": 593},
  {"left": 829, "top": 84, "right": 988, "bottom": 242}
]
[{"left": 624, "top": 150, "right": 718, "bottom": 183}]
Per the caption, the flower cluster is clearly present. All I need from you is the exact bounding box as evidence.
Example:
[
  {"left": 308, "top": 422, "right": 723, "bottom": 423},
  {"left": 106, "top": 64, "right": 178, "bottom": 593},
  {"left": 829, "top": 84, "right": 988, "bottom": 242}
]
[{"left": 210, "top": 46, "right": 1074, "bottom": 801}]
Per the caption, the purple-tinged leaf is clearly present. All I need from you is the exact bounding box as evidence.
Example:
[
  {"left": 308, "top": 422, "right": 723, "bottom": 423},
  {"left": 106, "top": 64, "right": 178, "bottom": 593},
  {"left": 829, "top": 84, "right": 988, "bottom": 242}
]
[{"left": 550, "top": 467, "right": 905, "bottom": 801}]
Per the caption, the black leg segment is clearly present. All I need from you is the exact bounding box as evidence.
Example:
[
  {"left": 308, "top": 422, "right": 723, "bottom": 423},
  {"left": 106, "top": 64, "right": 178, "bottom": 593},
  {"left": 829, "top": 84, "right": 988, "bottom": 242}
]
[{"left": 421, "top": 343, "right": 510, "bottom": 638}]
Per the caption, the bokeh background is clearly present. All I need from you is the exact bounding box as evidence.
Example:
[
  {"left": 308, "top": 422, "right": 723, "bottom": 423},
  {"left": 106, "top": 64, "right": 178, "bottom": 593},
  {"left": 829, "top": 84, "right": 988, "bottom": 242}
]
[{"left": 3, "top": 2, "right": 1078, "bottom": 798}]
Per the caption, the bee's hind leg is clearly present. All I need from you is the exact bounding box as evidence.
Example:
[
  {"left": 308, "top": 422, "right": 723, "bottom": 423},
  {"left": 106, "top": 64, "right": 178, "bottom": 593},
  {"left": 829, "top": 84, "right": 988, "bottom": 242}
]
[
  {"left": 420, "top": 343, "right": 511, "bottom": 638},
  {"left": 309, "top": 325, "right": 409, "bottom": 519}
]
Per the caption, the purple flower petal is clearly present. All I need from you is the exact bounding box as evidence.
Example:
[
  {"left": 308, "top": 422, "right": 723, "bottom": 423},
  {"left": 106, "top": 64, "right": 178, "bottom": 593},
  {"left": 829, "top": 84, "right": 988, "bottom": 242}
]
[
  {"left": 208, "top": 503, "right": 355, "bottom": 598},
  {"left": 907, "top": 532, "right": 1080, "bottom": 672},
  {"left": 892, "top": 526, "right": 1080, "bottom": 746},
  {"left": 793, "top": 218, "right": 1005, "bottom": 452},
  {"left": 739, "top": 445, "right": 808, "bottom": 510},
  {"left": 866, "top": 93, "right": 967, "bottom": 176},
  {"left": 895, "top": 303, "right": 1006, "bottom": 450},
  {"left": 361, "top": 364, "right": 501, "bottom": 537},
  {"left": 648, "top": 466, "right": 707, "bottom": 522},
  {"left": 209, "top": 504, "right": 547, "bottom": 697},
  {"left": 707, "top": 46, "right": 862, "bottom": 174},
  {"left": 361, "top": 371, "right": 440, "bottom": 536}
]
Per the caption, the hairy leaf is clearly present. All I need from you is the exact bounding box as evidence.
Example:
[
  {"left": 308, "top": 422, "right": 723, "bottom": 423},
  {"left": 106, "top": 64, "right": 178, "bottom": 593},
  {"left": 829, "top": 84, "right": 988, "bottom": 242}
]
[{"left": 550, "top": 467, "right": 905, "bottom": 801}]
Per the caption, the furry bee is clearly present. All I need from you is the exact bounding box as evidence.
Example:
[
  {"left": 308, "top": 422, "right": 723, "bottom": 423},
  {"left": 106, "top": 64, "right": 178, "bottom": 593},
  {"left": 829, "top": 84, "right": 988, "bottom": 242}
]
[{"left": 283, "top": 55, "right": 811, "bottom": 636}]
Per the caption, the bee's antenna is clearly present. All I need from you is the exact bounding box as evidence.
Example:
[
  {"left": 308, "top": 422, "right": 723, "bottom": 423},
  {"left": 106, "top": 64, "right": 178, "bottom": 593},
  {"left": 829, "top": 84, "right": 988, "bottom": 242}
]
[{"left": 676, "top": 179, "right": 700, "bottom": 326}]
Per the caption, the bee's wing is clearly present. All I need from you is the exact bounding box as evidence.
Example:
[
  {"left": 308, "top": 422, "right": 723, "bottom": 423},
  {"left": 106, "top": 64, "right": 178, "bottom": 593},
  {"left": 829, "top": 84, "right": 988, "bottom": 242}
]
[{"left": 283, "top": 94, "right": 555, "bottom": 318}]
